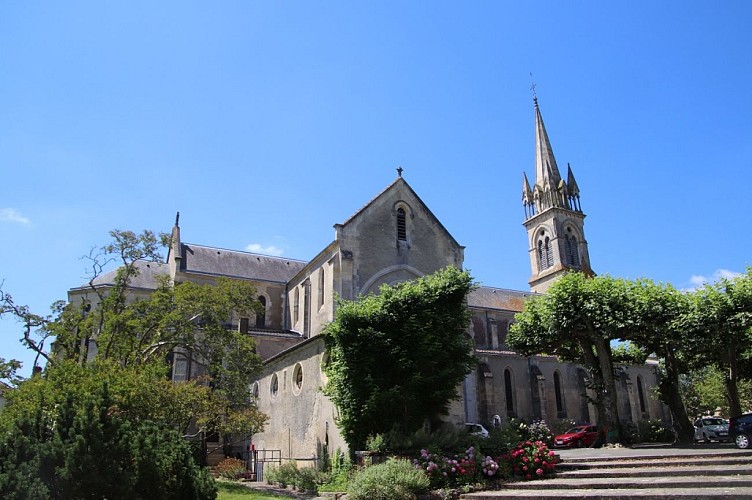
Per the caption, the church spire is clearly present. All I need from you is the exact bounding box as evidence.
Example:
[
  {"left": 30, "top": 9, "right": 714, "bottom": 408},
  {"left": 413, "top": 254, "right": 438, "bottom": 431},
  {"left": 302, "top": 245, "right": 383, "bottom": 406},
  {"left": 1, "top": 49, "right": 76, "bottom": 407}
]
[
  {"left": 522, "top": 95, "right": 592, "bottom": 293},
  {"left": 534, "top": 97, "right": 562, "bottom": 189}
]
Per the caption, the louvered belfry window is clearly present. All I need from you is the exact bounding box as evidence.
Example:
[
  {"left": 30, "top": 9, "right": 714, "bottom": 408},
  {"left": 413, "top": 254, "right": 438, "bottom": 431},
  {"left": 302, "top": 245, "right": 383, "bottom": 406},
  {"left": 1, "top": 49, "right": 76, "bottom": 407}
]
[{"left": 397, "top": 207, "right": 407, "bottom": 241}]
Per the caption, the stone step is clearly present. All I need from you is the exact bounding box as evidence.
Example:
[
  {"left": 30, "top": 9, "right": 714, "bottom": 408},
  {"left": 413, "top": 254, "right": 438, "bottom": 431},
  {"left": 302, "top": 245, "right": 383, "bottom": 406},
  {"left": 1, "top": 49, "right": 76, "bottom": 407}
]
[
  {"left": 557, "top": 456, "right": 751, "bottom": 469},
  {"left": 497, "top": 474, "right": 752, "bottom": 490},
  {"left": 556, "top": 463, "right": 752, "bottom": 479},
  {"left": 462, "top": 487, "right": 752, "bottom": 499},
  {"left": 560, "top": 451, "right": 751, "bottom": 464}
]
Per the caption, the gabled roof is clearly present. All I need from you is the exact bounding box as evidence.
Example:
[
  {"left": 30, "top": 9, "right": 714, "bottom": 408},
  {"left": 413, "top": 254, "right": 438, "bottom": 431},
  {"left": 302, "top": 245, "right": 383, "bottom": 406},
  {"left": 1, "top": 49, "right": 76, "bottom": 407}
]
[
  {"left": 467, "top": 286, "right": 536, "bottom": 313},
  {"left": 339, "top": 176, "right": 463, "bottom": 249},
  {"left": 179, "top": 243, "right": 307, "bottom": 283},
  {"left": 71, "top": 260, "right": 170, "bottom": 291}
]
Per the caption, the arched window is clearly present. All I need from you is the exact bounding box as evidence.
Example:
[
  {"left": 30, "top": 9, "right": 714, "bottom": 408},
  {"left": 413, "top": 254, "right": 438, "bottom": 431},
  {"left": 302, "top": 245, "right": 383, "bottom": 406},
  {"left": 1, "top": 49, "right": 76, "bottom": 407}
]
[
  {"left": 504, "top": 368, "right": 515, "bottom": 415},
  {"left": 293, "top": 288, "right": 300, "bottom": 326},
  {"left": 564, "top": 228, "right": 580, "bottom": 267},
  {"left": 538, "top": 232, "right": 553, "bottom": 271},
  {"left": 255, "top": 296, "right": 266, "bottom": 328},
  {"left": 318, "top": 267, "right": 325, "bottom": 309},
  {"left": 397, "top": 207, "right": 407, "bottom": 241},
  {"left": 554, "top": 371, "right": 564, "bottom": 416},
  {"left": 637, "top": 375, "right": 648, "bottom": 416}
]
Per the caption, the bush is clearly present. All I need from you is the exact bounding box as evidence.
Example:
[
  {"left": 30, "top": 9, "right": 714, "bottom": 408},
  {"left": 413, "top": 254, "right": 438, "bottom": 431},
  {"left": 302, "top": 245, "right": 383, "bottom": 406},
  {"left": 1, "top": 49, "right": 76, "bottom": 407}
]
[
  {"left": 264, "top": 461, "right": 321, "bottom": 492},
  {"left": 0, "top": 384, "right": 217, "bottom": 500},
  {"left": 502, "top": 440, "right": 557, "bottom": 480},
  {"left": 413, "top": 446, "right": 501, "bottom": 489},
  {"left": 318, "top": 448, "right": 353, "bottom": 493},
  {"left": 216, "top": 457, "right": 246, "bottom": 480},
  {"left": 638, "top": 419, "right": 674, "bottom": 443},
  {"left": 347, "top": 459, "right": 430, "bottom": 500}
]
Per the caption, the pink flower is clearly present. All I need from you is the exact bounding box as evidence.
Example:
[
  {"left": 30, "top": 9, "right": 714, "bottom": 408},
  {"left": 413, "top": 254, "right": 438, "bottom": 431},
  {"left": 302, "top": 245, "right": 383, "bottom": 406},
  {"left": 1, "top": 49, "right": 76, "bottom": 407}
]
[{"left": 536, "top": 468, "right": 544, "bottom": 475}]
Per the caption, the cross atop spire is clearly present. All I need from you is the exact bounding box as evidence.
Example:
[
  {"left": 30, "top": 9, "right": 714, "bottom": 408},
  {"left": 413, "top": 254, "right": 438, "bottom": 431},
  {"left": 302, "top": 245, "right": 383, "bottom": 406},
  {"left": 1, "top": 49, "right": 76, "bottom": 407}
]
[{"left": 397, "top": 166, "right": 403, "bottom": 177}]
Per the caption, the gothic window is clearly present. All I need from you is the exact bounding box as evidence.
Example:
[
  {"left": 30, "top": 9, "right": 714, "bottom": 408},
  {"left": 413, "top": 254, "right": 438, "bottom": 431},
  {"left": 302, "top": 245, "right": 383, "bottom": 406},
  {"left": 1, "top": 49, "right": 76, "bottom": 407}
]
[
  {"left": 504, "top": 368, "right": 515, "bottom": 415},
  {"left": 318, "top": 268, "right": 325, "bottom": 309},
  {"left": 537, "top": 232, "right": 553, "bottom": 271},
  {"left": 255, "top": 296, "right": 266, "bottom": 328},
  {"left": 397, "top": 207, "right": 407, "bottom": 241},
  {"left": 564, "top": 228, "right": 580, "bottom": 267},
  {"left": 637, "top": 375, "right": 648, "bottom": 416},
  {"left": 303, "top": 281, "right": 311, "bottom": 337},
  {"left": 554, "top": 371, "right": 565, "bottom": 416},
  {"left": 250, "top": 382, "right": 259, "bottom": 401},
  {"left": 293, "top": 288, "right": 300, "bottom": 326},
  {"left": 173, "top": 352, "right": 190, "bottom": 382},
  {"left": 270, "top": 373, "right": 279, "bottom": 397}
]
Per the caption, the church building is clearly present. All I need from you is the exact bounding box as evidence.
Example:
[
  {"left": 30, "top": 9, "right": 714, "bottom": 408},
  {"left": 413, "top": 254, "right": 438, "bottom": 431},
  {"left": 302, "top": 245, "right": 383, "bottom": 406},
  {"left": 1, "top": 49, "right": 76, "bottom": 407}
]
[{"left": 68, "top": 98, "right": 668, "bottom": 462}]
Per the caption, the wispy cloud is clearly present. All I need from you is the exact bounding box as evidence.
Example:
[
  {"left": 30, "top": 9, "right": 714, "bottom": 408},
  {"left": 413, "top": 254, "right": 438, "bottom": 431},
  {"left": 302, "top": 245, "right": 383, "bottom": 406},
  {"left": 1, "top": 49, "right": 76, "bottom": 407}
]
[
  {"left": 684, "top": 269, "right": 741, "bottom": 291},
  {"left": 0, "top": 208, "right": 31, "bottom": 225},
  {"left": 245, "top": 243, "right": 284, "bottom": 256}
]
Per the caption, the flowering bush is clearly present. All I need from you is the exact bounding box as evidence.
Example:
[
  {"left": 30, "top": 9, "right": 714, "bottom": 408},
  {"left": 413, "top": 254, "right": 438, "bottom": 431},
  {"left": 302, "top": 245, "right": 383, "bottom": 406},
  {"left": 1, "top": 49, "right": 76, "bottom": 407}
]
[
  {"left": 503, "top": 440, "right": 557, "bottom": 480},
  {"left": 216, "top": 457, "right": 247, "bottom": 480},
  {"left": 526, "top": 420, "right": 553, "bottom": 445},
  {"left": 413, "top": 446, "right": 501, "bottom": 488}
]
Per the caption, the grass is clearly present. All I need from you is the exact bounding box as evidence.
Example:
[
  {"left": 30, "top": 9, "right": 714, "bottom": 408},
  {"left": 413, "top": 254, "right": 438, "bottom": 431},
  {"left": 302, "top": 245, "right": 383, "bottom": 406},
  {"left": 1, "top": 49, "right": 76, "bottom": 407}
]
[{"left": 216, "top": 480, "right": 289, "bottom": 499}]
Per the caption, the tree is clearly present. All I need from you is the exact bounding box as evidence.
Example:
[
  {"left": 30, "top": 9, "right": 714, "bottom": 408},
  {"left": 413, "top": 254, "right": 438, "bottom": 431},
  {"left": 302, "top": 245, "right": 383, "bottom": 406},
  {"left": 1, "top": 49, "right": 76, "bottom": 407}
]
[
  {"left": 0, "top": 382, "right": 217, "bottom": 499},
  {"left": 322, "top": 266, "right": 477, "bottom": 451},
  {"left": 0, "top": 229, "right": 266, "bottom": 438},
  {"left": 622, "top": 279, "right": 695, "bottom": 443},
  {"left": 687, "top": 269, "right": 752, "bottom": 417},
  {"left": 508, "top": 272, "right": 634, "bottom": 444}
]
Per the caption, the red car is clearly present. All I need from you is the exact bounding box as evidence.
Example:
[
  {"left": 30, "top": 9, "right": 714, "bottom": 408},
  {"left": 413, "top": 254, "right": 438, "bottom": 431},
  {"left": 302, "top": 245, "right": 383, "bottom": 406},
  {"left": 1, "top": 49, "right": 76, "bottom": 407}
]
[{"left": 554, "top": 425, "right": 598, "bottom": 448}]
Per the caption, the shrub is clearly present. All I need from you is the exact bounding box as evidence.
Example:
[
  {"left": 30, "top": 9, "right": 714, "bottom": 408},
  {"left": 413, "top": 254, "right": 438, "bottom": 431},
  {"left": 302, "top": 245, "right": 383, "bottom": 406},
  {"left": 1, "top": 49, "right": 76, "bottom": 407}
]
[
  {"left": 216, "top": 457, "right": 246, "bottom": 480},
  {"left": 347, "top": 459, "right": 430, "bottom": 500},
  {"left": 526, "top": 420, "right": 553, "bottom": 445},
  {"left": 413, "top": 446, "right": 501, "bottom": 489},
  {"left": 0, "top": 384, "right": 217, "bottom": 500},
  {"left": 502, "top": 440, "right": 557, "bottom": 480},
  {"left": 318, "top": 448, "right": 353, "bottom": 493},
  {"left": 366, "top": 433, "right": 387, "bottom": 452},
  {"left": 265, "top": 461, "right": 299, "bottom": 488},
  {"left": 638, "top": 419, "right": 674, "bottom": 443}
]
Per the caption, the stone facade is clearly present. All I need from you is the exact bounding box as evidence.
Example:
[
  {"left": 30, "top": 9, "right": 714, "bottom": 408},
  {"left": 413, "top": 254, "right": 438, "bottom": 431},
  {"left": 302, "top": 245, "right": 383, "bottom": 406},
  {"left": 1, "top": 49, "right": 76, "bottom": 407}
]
[{"left": 67, "top": 98, "right": 669, "bottom": 464}]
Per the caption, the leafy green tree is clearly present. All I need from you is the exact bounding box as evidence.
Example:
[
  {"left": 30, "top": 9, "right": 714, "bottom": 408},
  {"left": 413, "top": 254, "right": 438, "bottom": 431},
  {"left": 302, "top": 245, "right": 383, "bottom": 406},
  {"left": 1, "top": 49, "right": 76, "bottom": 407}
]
[
  {"left": 322, "top": 266, "right": 477, "bottom": 451},
  {"left": 621, "top": 279, "right": 695, "bottom": 443},
  {"left": 687, "top": 269, "right": 752, "bottom": 417},
  {"left": 508, "top": 273, "right": 634, "bottom": 444},
  {"left": 0, "top": 382, "right": 217, "bottom": 499},
  {"left": 0, "top": 229, "right": 266, "bottom": 439}
]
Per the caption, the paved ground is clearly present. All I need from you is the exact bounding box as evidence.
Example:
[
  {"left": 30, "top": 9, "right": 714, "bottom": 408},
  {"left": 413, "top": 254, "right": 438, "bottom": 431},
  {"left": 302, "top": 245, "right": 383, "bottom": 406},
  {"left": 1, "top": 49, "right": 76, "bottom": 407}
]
[{"left": 555, "top": 441, "right": 748, "bottom": 460}]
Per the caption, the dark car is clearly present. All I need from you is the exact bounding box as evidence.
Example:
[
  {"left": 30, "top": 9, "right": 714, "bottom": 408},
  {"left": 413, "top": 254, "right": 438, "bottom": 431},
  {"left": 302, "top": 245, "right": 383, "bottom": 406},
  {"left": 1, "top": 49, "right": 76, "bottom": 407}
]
[
  {"left": 729, "top": 412, "right": 752, "bottom": 449},
  {"left": 554, "top": 425, "right": 598, "bottom": 448}
]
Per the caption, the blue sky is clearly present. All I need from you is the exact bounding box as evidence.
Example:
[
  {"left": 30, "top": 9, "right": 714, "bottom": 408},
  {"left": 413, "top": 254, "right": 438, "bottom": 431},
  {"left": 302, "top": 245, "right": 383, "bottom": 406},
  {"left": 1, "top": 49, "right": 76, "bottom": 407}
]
[{"left": 2, "top": 1, "right": 751, "bottom": 377}]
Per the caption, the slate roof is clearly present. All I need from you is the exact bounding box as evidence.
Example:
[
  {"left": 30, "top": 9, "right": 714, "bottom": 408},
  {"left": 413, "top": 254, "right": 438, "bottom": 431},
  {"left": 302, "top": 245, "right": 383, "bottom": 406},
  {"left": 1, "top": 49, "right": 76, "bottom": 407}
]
[
  {"left": 73, "top": 261, "right": 170, "bottom": 291},
  {"left": 467, "top": 286, "right": 536, "bottom": 312},
  {"left": 179, "top": 243, "right": 307, "bottom": 283}
]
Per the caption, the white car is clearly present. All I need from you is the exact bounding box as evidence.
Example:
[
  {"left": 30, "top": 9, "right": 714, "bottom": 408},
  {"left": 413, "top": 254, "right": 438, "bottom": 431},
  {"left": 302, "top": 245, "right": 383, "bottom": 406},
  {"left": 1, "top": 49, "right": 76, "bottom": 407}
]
[
  {"left": 694, "top": 417, "right": 729, "bottom": 443},
  {"left": 465, "top": 423, "right": 489, "bottom": 438}
]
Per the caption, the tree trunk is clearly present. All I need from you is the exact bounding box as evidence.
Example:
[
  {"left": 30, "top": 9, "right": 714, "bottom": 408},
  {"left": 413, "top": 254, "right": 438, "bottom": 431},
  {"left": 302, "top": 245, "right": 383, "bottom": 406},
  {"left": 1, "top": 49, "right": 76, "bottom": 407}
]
[
  {"left": 660, "top": 350, "right": 694, "bottom": 444},
  {"left": 594, "top": 335, "right": 622, "bottom": 444},
  {"left": 725, "top": 346, "right": 742, "bottom": 417}
]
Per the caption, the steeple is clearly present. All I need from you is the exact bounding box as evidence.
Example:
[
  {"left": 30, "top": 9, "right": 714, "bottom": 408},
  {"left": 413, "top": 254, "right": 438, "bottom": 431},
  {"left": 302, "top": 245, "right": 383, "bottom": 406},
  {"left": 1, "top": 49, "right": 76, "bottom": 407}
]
[
  {"left": 522, "top": 96, "right": 592, "bottom": 293},
  {"left": 534, "top": 97, "right": 563, "bottom": 190}
]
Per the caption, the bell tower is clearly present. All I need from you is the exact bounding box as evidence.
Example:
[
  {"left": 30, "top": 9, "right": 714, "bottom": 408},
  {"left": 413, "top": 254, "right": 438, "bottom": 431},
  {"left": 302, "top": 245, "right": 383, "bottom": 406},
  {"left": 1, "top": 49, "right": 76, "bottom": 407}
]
[{"left": 522, "top": 97, "right": 593, "bottom": 293}]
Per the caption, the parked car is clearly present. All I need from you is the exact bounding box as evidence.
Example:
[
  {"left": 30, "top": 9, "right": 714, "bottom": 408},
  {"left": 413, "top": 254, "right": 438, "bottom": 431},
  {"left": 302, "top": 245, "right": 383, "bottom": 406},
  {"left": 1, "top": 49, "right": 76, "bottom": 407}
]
[
  {"left": 693, "top": 417, "right": 730, "bottom": 443},
  {"left": 728, "top": 412, "right": 752, "bottom": 449},
  {"left": 554, "top": 425, "right": 598, "bottom": 448},
  {"left": 465, "top": 423, "right": 489, "bottom": 438}
]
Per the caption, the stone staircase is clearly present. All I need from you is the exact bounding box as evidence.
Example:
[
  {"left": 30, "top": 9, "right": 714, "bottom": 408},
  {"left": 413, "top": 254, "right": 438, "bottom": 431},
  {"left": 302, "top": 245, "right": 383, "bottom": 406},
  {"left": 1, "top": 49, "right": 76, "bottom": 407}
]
[{"left": 462, "top": 449, "right": 752, "bottom": 499}]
